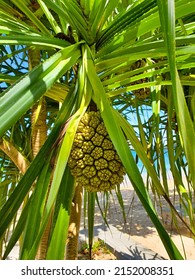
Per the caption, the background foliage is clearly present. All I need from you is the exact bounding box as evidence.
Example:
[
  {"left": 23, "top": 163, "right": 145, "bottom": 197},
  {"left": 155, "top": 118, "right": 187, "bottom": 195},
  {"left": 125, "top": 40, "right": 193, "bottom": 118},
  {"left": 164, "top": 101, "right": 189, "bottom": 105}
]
[{"left": 0, "top": 0, "right": 195, "bottom": 260}]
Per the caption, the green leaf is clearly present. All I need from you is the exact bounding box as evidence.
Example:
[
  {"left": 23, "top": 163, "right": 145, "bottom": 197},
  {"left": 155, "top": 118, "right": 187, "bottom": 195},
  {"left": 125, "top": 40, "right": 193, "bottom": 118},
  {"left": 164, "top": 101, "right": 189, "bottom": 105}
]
[
  {"left": 0, "top": 90, "right": 76, "bottom": 240},
  {"left": 87, "top": 192, "right": 95, "bottom": 259},
  {"left": 24, "top": 53, "right": 92, "bottom": 259},
  {"left": 96, "top": 0, "right": 157, "bottom": 49},
  {"left": 46, "top": 167, "right": 75, "bottom": 260},
  {"left": 0, "top": 35, "right": 70, "bottom": 49},
  {"left": 0, "top": 43, "right": 81, "bottom": 136},
  {"left": 85, "top": 44, "right": 183, "bottom": 259},
  {"left": 9, "top": 0, "right": 51, "bottom": 35},
  {"left": 91, "top": 0, "right": 119, "bottom": 36},
  {"left": 158, "top": 0, "right": 195, "bottom": 187},
  {"left": 0, "top": 8, "right": 41, "bottom": 35},
  {"left": 95, "top": 192, "right": 110, "bottom": 230},
  {"left": 43, "top": 52, "right": 92, "bottom": 219},
  {"left": 115, "top": 185, "right": 127, "bottom": 224},
  {"left": 43, "top": 0, "right": 92, "bottom": 43},
  {"left": 20, "top": 159, "right": 53, "bottom": 259},
  {"left": 37, "top": 0, "right": 62, "bottom": 34}
]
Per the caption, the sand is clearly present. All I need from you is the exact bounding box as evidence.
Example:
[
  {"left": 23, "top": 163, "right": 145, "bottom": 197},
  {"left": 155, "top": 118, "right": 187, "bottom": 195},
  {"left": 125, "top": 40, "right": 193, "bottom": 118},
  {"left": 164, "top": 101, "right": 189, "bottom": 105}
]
[{"left": 93, "top": 183, "right": 195, "bottom": 260}]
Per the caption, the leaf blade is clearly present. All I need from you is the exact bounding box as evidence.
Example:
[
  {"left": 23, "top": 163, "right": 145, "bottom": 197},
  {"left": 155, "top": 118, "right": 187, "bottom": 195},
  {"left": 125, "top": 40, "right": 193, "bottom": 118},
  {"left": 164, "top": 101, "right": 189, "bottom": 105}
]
[
  {"left": 0, "top": 43, "right": 81, "bottom": 136},
  {"left": 85, "top": 45, "right": 183, "bottom": 259}
]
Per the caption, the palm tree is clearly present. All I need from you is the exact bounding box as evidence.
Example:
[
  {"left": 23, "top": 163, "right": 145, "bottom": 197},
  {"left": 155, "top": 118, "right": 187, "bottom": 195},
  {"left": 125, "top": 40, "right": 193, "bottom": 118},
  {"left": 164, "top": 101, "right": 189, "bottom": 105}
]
[{"left": 0, "top": 0, "right": 195, "bottom": 260}]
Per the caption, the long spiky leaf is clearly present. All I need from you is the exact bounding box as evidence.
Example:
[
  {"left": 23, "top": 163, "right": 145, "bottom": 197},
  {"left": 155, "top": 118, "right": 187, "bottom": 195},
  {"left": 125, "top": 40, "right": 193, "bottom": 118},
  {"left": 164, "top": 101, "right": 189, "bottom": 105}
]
[
  {"left": 157, "top": 0, "right": 195, "bottom": 187},
  {"left": 0, "top": 43, "right": 81, "bottom": 136},
  {"left": 0, "top": 90, "right": 76, "bottom": 240},
  {"left": 9, "top": 0, "right": 51, "bottom": 36},
  {"left": 85, "top": 44, "right": 183, "bottom": 259}
]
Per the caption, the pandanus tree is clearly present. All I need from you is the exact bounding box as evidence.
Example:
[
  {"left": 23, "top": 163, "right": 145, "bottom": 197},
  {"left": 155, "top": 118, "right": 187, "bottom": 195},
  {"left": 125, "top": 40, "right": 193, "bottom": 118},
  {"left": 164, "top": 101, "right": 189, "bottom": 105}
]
[{"left": 0, "top": 0, "right": 195, "bottom": 260}]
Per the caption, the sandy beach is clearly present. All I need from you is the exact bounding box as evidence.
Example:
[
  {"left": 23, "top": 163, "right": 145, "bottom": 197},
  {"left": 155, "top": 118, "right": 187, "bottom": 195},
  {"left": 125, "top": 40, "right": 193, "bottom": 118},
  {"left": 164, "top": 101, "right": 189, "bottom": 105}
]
[{"left": 92, "top": 179, "right": 195, "bottom": 260}]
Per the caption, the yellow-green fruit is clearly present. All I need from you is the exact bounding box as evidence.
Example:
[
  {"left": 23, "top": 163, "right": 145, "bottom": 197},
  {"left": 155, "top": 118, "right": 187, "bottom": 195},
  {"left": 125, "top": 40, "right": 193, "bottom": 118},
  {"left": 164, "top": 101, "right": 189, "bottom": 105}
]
[{"left": 68, "top": 111, "right": 125, "bottom": 192}]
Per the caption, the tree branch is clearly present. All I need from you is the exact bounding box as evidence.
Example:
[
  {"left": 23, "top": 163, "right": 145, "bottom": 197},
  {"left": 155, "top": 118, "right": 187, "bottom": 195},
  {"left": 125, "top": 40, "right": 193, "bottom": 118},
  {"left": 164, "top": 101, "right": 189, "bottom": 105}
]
[{"left": 0, "top": 138, "right": 30, "bottom": 174}]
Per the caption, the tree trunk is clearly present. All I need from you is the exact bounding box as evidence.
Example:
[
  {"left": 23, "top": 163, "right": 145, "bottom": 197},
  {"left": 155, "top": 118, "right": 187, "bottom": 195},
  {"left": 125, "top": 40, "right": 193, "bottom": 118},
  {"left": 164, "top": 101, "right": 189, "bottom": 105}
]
[
  {"left": 31, "top": 97, "right": 47, "bottom": 158},
  {"left": 28, "top": 48, "right": 49, "bottom": 260},
  {"left": 66, "top": 184, "right": 83, "bottom": 259},
  {"left": 29, "top": 48, "right": 47, "bottom": 158}
]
